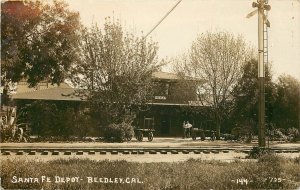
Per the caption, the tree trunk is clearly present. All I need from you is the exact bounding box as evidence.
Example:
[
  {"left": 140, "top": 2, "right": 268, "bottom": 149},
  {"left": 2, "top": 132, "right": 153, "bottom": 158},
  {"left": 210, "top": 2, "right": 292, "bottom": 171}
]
[
  {"left": 216, "top": 123, "right": 221, "bottom": 140},
  {"left": 214, "top": 110, "right": 221, "bottom": 140}
]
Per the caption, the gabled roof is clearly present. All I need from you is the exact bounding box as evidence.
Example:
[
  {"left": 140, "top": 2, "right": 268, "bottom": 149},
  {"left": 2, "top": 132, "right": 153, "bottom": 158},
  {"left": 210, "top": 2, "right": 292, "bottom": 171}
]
[
  {"left": 152, "top": 71, "right": 204, "bottom": 82},
  {"left": 14, "top": 80, "right": 71, "bottom": 93},
  {"left": 152, "top": 71, "right": 181, "bottom": 80},
  {"left": 12, "top": 72, "right": 204, "bottom": 102},
  {"left": 12, "top": 86, "right": 83, "bottom": 101}
]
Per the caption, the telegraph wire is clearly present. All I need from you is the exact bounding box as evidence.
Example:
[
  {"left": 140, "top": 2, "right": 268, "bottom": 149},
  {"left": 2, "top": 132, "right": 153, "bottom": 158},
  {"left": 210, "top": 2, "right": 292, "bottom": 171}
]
[{"left": 145, "top": 0, "right": 182, "bottom": 38}]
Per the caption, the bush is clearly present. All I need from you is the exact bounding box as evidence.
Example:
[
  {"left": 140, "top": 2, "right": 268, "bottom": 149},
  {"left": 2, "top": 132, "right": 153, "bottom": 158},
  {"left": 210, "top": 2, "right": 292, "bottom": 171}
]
[
  {"left": 231, "top": 125, "right": 252, "bottom": 142},
  {"left": 21, "top": 101, "right": 97, "bottom": 140},
  {"left": 287, "top": 127, "right": 300, "bottom": 142},
  {"left": 273, "top": 129, "right": 288, "bottom": 141},
  {"left": 103, "top": 122, "right": 134, "bottom": 142},
  {"left": 72, "top": 110, "right": 95, "bottom": 139},
  {"left": 248, "top": 147, "right": 275, "bottom": 159}
]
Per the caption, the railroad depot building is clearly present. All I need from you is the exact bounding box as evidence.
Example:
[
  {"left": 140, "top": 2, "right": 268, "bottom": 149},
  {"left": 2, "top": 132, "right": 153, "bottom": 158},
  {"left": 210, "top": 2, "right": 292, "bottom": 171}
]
[
  {"left": 12, "top": 71, "right": 211, "bottom": 137},
  {"left": 136, "top": 72, "right": 210, "bottom": 137}
]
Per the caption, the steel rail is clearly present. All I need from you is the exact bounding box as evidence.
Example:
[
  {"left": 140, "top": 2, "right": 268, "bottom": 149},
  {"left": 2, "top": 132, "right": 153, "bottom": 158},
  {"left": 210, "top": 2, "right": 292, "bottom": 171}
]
[{"left": 1, "top": 147, "right": 299, "bottom": 155}]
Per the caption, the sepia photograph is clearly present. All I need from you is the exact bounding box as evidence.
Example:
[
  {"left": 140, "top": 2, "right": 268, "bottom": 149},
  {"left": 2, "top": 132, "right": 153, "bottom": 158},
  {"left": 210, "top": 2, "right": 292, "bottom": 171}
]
[{"left": 1, "top": 0, "right": 300, "bottom": 189}]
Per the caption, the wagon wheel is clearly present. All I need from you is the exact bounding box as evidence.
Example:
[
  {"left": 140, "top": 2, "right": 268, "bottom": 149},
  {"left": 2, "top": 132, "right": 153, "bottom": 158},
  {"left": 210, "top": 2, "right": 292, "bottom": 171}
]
[
  {"left": 148, "top": 132, "right": 153, "bottom": 142},
  {"left": 191, "top": 132, "right": 197, "bottom": 141},
  {"left": 126, "top": 136, "right": 132, "bottom": 142},
  {"left": 137, "top": 131, "right": 143, "bottom": 142}
]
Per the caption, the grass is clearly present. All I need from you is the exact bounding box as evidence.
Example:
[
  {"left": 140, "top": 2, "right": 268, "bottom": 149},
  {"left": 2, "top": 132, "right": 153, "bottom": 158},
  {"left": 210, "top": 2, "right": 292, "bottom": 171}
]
[{"left": 1, "top": 154, "right": 300, "bottom": 190}]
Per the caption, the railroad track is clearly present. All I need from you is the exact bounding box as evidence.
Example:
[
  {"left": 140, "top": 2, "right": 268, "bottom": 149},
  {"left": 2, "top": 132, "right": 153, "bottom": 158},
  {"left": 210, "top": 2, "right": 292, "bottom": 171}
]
[{"left": 1, "top": 147, "right": 299, "bottom": 156}]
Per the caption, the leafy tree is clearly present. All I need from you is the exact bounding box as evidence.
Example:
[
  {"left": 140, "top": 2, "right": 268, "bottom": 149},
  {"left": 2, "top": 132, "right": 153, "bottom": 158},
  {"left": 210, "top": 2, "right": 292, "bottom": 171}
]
[
  {"left": 171, "top": 54, "right": 212, "bottom": 129},
  {"left": 176, "top": 31, "right": 253, "bottom": 138},
  {"left": 273, "top": 74, "right": 300, "bottom": 130},
  {"left": 1, "top": 0, "right": 81, "bottom": 87},
  {"left": 71, "top": 19, "right": 159, "bottom": 126},
  {"left": 231, "top": 60, "right": 275, "bottom": 136}
]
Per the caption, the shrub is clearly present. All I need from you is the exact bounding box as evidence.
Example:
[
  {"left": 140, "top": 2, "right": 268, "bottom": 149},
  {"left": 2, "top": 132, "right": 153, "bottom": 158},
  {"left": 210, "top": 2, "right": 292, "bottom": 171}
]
[
  {"left": 231, "top": 125, "right": 252, "bottom": 142},
  {"left": 248, "top": 147, "right": 275, "bottom": 159},
  {"left": 26, "top": 101, "right": 78, "bottom": 138},
  {"left": 273, "top": 129, "right": 288, "bottom": 141},
  {"left": 72, "top": 110, "right": 94, "bottom": 138},
  {"left": 287, "top": 127, "right": 300, "bottom": 142},
  {"left": 121, "top": 122, "right": 134, "bottom": 141},
  {"left": 102, "top": 122, "right": 134, "bottom": 142},
  {"left": 21, "top": 101, "right": 98, "bottom": 140}
]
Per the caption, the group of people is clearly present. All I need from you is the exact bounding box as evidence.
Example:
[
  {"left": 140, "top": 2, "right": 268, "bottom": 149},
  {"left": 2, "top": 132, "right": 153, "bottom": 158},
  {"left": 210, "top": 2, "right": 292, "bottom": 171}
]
[{"left": 182, "top": 121, "right": 192, "bottom": 138}]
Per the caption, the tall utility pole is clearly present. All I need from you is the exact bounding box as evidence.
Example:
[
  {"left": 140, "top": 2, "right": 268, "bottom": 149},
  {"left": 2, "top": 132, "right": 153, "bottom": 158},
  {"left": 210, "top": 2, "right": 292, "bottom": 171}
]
[
  {"left": 247, "top": 0, "right": 271, "bottom": 148},
  {"left": 299, "top": 83, "right": 300, "bottom": 132},
  {"left": 258, "top": 0, "right": 266, "bottom": 148}
]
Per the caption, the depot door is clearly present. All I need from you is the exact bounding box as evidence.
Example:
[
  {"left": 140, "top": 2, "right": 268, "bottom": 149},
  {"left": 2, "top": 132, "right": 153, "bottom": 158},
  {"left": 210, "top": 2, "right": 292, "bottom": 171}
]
[{"left": 160, "top": 116, "right": 170, "bottom": 136}]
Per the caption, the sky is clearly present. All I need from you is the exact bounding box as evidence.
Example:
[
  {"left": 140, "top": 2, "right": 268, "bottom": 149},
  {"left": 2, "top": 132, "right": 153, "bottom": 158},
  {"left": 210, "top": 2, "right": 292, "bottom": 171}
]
[{"left": 65, "top": 0, "right": 300, "bottom": 80}]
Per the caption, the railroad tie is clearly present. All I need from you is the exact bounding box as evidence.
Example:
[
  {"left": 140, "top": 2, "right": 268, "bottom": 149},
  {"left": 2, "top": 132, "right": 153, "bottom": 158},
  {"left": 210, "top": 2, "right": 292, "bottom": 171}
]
[
  {"left": 286, "top": 150, "right": 294, "bottom": 153},
  {"left": 16, "top": 151, "right": 24, "bottom": 155},
  {"left": 64, "top": 151, "right": 72, "bottom": 155},
  {"left": 28, "top": 151, "right": 36, "bottom": 155},
  {"left": 242, "top": 150, "right": 250, "bottom": 154},
  {"left": 2, "top": 151, "right": 10, "bottom": 155}
]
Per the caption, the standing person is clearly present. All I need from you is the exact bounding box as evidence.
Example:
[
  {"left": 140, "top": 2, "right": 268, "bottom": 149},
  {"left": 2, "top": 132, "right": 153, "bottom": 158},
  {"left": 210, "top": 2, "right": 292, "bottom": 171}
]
[
  {"left": 211, "top": 130, "right": 216, "bottom": 141},
  {"left": 185, "top": 121, "right": 192, "bottom": 138},
  {"left": 182, "top": 121, "right": 186, "bottom": 139}
]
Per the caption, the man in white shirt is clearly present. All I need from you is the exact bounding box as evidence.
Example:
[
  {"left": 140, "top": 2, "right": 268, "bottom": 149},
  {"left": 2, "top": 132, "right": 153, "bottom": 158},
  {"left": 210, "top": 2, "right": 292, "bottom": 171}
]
[{"left": 183, "top": 121, "right": 192, "bottom": 138}]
